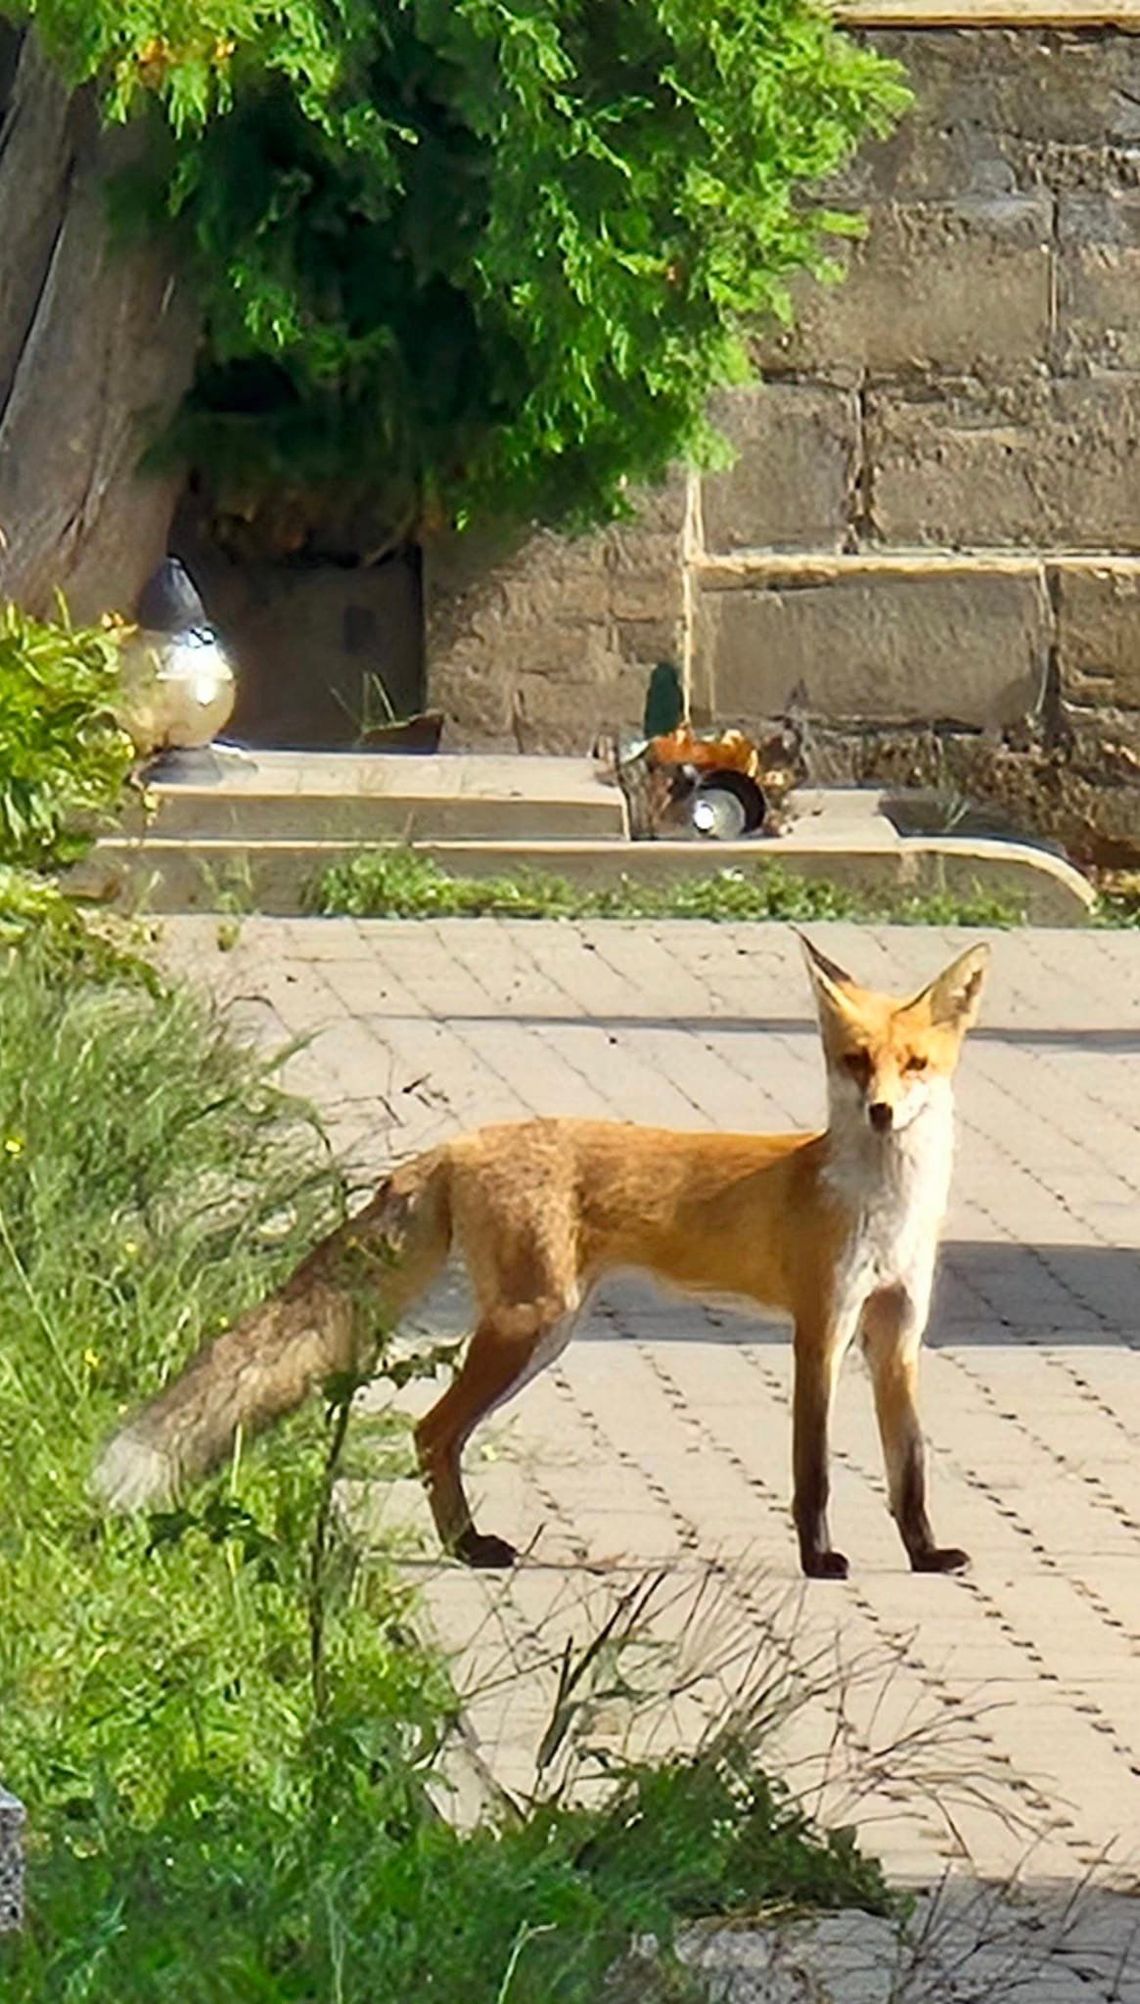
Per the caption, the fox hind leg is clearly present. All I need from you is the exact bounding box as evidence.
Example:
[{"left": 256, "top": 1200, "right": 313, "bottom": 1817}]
[{"left": 414, "top": 1293, "right": 578, "bottom": 1567}]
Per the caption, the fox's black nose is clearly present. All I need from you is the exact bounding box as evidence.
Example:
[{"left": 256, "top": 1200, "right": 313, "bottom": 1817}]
[{"left": 868, "top": 1101, "right": 894, "bottom": 1132}]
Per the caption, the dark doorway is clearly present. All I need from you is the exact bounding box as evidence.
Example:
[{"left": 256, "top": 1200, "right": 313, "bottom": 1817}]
[{"left": 169, "top": 519, "right": 426, "bottom": 749}]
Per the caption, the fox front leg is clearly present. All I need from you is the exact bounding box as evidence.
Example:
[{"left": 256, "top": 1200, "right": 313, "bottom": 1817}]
[
  {"left": 791, "top": 1312, "right": 852, "bottom": 1580},
  {"left": 861, "top": 1285, "right": 968, "bottom": 1574}
]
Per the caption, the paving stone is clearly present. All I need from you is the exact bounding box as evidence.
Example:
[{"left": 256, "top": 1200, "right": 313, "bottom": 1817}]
[{"left": 162, "top": 916, "right": 1140, "bottom": 1959}]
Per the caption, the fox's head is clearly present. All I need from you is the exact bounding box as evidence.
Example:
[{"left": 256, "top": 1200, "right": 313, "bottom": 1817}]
[{"left": 799, "top": 934, "right": 989, "bottom": 1137}]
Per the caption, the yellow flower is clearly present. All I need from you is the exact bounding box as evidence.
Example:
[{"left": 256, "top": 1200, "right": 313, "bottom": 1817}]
[
  {"left": 122, "top": 1238, "right": 140, "bottom": 1258},
  {"left": 134, "top": 36, "right": 175, "bottom": 86},
  {"left": 3, "top": 1135, "right": 23, "bottom": 1157},
  {"left": 83, "top": 1348, "right": 101, "bottom": 1372}
]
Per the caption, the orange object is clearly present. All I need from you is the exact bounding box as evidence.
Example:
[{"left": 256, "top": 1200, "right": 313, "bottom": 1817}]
[{"left": 646, "top": 723, "right": 762, "bottom": 778}]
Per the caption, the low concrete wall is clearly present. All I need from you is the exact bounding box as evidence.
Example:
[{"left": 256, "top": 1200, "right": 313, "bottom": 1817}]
[{"left": 425, "top": 7, "right": 1140, "bottom": 860}]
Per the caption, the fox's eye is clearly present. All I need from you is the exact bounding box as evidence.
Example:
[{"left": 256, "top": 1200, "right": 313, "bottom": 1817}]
[
  {"left": 843, "top": 1051, "right": 871, "bottom": 1086},
  {"left": 904, "top": 1055, "right": 928, "bottom": 1076}
]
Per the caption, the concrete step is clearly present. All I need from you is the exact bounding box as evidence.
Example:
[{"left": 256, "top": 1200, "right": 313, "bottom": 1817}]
[
  {"left": 67, "top": 823, "right": 1095, "bottom": 923},
  {"left": 130, "top": 748, "right": 627, "bottom": 843}
]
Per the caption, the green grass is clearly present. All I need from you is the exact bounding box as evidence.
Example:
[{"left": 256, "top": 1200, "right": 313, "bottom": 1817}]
[
  {"left": 0, "top": 944, "right": 892, "bottom": 2003},
  {"left": 1093, "top": 878, "right": 1140, "bottom": 928},
  {"left": 306, "top": 848, "right": 1029, "bottom": 929}
]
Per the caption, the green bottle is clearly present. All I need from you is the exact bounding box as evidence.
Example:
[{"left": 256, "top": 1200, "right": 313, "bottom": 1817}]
[{"left": 643, "top": 660, "right": 684, "bottom": 739}]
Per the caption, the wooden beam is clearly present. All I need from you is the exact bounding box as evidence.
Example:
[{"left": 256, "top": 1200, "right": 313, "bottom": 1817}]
[
  {"left": 694, "top": 548, "right": 1140, "bottom": 583},
  {"left": 836, "top": 1, "right": 1140, "bottom": 27}
]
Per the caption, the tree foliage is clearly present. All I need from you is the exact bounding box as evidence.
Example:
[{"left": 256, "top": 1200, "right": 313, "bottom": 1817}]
[{"left": 8, "top": 0, "right": 908, "bottom": 544}]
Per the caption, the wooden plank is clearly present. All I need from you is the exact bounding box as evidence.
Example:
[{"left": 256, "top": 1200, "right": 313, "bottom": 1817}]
[
  {"left": 836, "top": 1, "right": 1140, "bottom": 26},
  {"left": 694, "top": 548, "right": 1140, "bottom": 582}
]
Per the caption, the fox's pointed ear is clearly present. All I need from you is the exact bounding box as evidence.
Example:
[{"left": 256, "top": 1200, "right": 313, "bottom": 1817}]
[
  {"left": 911, "top": 943, "right": 990, "bottom": 1032},
  {"left": 796, "top": 931, "right": 859, "bottom": 1018}
]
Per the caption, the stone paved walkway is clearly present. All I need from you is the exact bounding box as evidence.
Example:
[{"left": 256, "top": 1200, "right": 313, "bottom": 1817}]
[{"left": 162, "top": 915, "right": 1140, "bottom": 1978}]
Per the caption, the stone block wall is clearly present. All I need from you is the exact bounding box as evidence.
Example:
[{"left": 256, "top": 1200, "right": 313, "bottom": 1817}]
[
  {"left": 423, "top": 481, "right": 691, "bottom": 754},
  {"left": 425, "top": 8, "right": 1140, "bottom": 858}
]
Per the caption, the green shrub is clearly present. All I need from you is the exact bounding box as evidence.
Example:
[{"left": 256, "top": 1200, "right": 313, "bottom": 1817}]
[
  {"left": 0, "top": 604, "right": 133, "bottom": 871},
  {"left": 18, "top": 0, "right": 908, "bottom": 540},
  {"left": 0, "top": 864, "right": 160, "bottom": 987}
]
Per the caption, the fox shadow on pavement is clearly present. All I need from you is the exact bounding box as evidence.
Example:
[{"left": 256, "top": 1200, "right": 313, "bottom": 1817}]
[{"left": 570, "top": 1245, "right": 1140, "bottom": 1352}]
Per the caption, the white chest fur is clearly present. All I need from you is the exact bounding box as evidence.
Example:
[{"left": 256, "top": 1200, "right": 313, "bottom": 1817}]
[{"left": 825, "top": 1082, "right": 955, "bottom": 1305}]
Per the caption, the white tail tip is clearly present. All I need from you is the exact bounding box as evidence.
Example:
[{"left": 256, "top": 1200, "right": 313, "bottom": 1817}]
[{"left": 92, "top": 1431, "right": 178, "bottom": 1514}]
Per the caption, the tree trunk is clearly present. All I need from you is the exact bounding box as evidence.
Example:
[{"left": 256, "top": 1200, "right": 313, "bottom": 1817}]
[{"left": 0, "top": 27, "right": 199, "bottom": 623}]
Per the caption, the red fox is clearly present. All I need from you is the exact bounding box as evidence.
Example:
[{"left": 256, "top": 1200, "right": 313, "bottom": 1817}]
[{"left": 94, "top": 934, "right": 988, "bottom": 1579}]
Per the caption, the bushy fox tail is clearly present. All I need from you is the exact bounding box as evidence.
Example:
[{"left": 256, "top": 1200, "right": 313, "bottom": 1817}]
[{"left": 93, "top": 1149, "right": 452, "bottom": 1514}]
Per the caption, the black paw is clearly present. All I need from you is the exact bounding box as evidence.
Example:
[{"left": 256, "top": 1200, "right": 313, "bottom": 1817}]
[
  {"left": 454, "top": 1528, "right": 519, "bottom": 1570},
  {"left": 801, "top": 1549, "right": 850, "bottom": 1580},
  {"left": 911, "top": 1545, "right": 970, "bottom": 1574}
]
